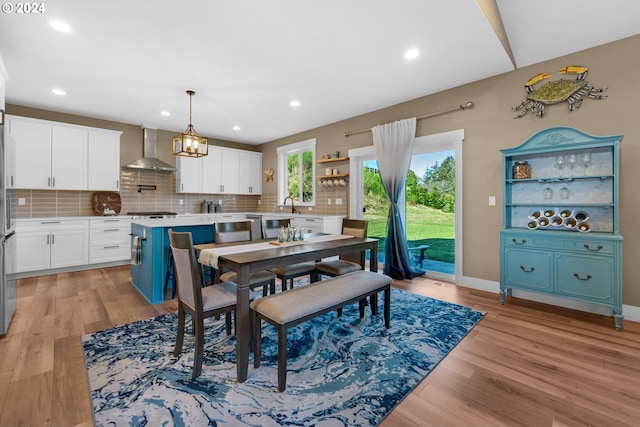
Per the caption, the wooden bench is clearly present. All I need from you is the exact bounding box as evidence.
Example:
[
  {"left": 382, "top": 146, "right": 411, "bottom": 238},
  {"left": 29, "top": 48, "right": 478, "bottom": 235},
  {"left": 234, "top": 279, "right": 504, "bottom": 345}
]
[{"left": 250, "top": 270, "right": 392, "bottom": 391}]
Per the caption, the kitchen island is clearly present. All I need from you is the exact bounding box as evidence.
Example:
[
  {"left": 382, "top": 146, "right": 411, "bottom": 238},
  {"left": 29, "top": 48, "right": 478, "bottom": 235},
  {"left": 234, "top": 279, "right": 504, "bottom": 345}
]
[{"left": 129, "top": 213, "right": 345, "bottom": 304}]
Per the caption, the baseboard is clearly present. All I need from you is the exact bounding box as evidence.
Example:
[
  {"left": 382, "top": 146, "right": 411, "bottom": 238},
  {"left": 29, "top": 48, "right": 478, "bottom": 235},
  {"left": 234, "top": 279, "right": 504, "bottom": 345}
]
[
  {"left": 14, "top": 260, "right": 130, "bottom": 279},
  {"left": 461, "top": 276, "right": 640, "bottom": 324}
]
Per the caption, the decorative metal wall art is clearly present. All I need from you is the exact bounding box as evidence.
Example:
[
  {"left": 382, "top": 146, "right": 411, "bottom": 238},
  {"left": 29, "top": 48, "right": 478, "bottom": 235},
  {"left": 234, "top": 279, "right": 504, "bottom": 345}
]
[
  {"left": 513, "top": 66, "right": 607, "bottom": 118},
  {"left": 265, "top": 168, "right": 274, "bottom": 181}
]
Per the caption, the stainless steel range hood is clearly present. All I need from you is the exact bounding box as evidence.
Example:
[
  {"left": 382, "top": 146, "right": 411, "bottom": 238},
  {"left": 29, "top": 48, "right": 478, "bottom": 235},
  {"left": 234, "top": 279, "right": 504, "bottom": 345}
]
[{"left": 122, "top": 127, "right": 176, "bottom": 172}]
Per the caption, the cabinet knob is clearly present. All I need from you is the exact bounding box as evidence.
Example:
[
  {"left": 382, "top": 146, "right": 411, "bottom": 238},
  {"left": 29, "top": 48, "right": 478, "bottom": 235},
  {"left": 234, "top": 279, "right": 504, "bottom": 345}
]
[
  {"left": 573, "top": 273, "right": 593, "bottom": 281},
  {"left": 519, "top": 265, "right": 535, "bottom": 273},
  {"left": 512, "top": 238, "right": 527, "bottom": 245},
  {"left": 583, "top": 244, "right": 603, "bottom": 252}
]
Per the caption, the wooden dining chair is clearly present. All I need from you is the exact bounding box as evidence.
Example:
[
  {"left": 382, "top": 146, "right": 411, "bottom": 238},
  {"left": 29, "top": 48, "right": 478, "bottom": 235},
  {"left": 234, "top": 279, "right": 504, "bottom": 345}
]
[
  {"left": 215, "top": 220, "right": 277, "bottom": 295},
  {"left": 169, "top": 229, "right": 237, "bottom": 379},
  {"left": 262, "top": 218, "right": 317, "bottom": 291},
  {"left": 314, "top": 219, "right": 369, "bottom": 278}
]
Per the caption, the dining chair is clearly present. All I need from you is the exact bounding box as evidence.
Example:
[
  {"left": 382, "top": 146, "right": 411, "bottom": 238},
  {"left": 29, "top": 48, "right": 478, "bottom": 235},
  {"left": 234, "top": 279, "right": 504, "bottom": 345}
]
[
  {"left": 215, "top": 220, "right": 277, "bottom": 295},
  {"left": 262, "top": 218, "right": 317, "bottom": 291},
  {"left": 168, "top": 229, "right": 237, "bottom": 379},
  {"left": 314, "top": 219, "right": 369, "bottom": 278}
]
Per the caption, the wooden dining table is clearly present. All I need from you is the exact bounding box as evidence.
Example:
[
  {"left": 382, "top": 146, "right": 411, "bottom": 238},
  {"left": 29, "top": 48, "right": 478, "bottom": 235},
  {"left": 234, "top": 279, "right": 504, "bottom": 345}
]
[{"left": 195, "top": 235, "right": 379, "bottom": 382}]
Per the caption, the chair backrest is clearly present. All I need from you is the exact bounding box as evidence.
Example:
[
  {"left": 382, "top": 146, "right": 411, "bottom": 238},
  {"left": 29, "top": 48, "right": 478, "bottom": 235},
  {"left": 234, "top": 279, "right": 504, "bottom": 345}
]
[
  {"left": 168, "top": 229, "right": 203, "bottom": 312},
  {"left": 215, "top": 220, "right": 252, "bottom": 243},
  {"left": 340, "top": 219, "right": 369, "bottom": 266},
  {"left": 261, "top": 218, "right": 290, "bottom": 239}
]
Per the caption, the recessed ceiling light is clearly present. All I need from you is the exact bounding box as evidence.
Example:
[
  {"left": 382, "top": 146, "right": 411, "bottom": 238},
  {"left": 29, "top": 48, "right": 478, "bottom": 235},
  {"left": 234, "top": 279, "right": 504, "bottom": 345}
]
[
  {"left": 405, "top": 49, "right": 420, "bottom": 60},
  {"left": 290, "top": 100, "right": 301, "bottom": 107},
  {"left": 51, "top": 88, "right": 66, "bottom": 96},
  {"left": 233, "top": 126, "right": 241, "bottom": 131},
  {"left": 160, "top": 111, "right": 170, "bottom": 116},
  {"left": 50, "top": 20, "right": 72, "bottom": 33}
]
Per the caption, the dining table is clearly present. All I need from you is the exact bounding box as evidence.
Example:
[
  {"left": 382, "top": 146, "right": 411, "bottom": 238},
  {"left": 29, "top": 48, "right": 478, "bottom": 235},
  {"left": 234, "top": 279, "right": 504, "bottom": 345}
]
[{"left": 195, "top": 234, "right": 379, "bottom": 382}]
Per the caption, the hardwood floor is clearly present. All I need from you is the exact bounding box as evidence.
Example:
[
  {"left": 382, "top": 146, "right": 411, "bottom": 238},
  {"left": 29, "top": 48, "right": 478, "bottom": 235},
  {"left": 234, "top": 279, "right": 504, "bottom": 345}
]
[{"left": 0, "top": 266, "right": 638, "bottom": 426}]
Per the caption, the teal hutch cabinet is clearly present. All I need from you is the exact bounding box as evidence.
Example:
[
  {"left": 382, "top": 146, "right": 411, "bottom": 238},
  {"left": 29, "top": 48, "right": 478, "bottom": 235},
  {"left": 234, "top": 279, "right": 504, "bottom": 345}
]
[{"left": 500, "top": 127, "right": 623, "bottom": 330}]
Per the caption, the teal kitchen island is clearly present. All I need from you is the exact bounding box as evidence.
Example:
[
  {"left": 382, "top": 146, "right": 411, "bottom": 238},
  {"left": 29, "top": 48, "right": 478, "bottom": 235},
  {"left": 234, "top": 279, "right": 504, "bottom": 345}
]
[{"left": 130, "top": 214, "right": 246, "bottom": 304}]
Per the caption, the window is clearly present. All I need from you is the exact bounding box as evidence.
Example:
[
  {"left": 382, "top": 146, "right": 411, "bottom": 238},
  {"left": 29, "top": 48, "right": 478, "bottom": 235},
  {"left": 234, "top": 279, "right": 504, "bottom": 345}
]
[{"left": 277, "top": 138, "right": 316, "bottom": 205}]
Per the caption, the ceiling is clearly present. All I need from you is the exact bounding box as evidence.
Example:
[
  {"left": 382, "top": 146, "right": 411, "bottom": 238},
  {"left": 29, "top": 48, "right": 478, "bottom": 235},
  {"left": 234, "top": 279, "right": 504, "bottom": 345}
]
[{"left": 1, "top": 0, "right": 639, "bottom": 145}]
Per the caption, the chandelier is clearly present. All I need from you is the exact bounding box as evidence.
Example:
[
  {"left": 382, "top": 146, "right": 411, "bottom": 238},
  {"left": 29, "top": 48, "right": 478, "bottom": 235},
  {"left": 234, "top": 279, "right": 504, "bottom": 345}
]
[{"left": 172, "top": 90, "right": 208, "bottom": 157}]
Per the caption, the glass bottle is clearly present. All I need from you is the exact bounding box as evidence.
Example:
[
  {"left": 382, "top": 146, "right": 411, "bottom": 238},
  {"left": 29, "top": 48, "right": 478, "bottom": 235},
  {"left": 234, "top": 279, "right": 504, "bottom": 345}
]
[{"left": 513, "top": 160, "right": 531, "bottom": 179}]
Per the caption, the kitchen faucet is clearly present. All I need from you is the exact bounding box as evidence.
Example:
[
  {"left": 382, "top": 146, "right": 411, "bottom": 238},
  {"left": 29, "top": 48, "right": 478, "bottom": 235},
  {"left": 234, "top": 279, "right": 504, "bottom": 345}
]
[{"left": 283, "top": 196, "right": 297, "bottom": 214}]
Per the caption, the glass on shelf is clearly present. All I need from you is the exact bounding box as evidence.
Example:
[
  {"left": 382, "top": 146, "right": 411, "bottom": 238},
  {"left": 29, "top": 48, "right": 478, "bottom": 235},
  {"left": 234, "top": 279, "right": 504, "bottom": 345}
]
[
  {"left": 555, "top": 155, "right": 566, "bottom": 176},
  {"left": 567, "top": 154, "right": 578, "bottom": 170},
  {"left": 580, "top": 152, "right": 591, "bottom": 175}
]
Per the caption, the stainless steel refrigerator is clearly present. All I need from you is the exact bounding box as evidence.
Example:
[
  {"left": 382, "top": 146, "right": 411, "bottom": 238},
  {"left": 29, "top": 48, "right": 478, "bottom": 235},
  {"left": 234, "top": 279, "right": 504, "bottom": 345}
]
[{"left": 1, "top": 109, "right": 17, "bottom": 335}]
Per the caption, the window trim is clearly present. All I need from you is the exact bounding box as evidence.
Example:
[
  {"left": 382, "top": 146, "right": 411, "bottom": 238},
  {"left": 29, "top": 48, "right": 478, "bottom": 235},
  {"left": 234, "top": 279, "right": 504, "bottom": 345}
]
[{"left": 277, "top": 138, "right": 316, "bottom": 206}]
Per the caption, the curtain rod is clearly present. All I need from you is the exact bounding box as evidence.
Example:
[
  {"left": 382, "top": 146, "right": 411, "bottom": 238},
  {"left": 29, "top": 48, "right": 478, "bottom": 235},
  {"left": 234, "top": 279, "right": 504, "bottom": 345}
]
[{"left": 343, "top": 101, "right": 474, "bottom": 137}]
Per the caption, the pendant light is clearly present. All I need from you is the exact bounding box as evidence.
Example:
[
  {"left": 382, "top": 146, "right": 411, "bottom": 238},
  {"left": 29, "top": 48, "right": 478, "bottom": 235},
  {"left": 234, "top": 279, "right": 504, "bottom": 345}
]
[{"left": 172, "top": 90, "right": 208, "bottom": 157}]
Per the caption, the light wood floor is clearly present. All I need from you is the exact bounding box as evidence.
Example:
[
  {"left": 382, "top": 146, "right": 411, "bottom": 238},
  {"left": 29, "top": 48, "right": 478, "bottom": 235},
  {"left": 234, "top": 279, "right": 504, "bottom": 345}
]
[{"left": 0, "top": 266, "right": 639, "bottom": 426}]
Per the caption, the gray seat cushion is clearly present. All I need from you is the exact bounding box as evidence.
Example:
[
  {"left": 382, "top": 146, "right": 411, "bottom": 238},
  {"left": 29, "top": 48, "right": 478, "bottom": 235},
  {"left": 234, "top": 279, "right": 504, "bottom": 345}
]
[
  {"left": 201, "top": 281, "right": 237, "bottom": 312},
  {"left": 270, "top": 262, "right": 316, "bottom": 277},
  {"left": 315, "top": 260, "right": 361, "bottom": 276},
  {"left": 219, "top": 269, "right": 276, "bottom": 285},
  {"left": 251, "top": 270, "right": 391, "bottom": 324}
]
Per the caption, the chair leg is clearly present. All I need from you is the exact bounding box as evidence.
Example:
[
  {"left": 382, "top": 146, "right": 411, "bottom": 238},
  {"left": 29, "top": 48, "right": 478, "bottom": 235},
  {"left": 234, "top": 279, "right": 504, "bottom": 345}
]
[
  {"left": 384, "top": 287, "right": 391, "bottom": 329},
  {"left": 192, "top": 317, "right": 205, "bottom": 379},
  {"left": 253, "top": 312, "right": 262, "bottom": 368},
  {"left": 225, "top": 311, "right": 232, "bottom": 335},
  {"left": 270, "top": 279, "right": 276, "bottom": 295},
  {"left": 174, "top": 304, "right": 186, "bottom": 356},
  {"left": 278, "top": 325, "right": 288, "bottom": 392},
  {"left": 359, "top": 299, "right": 365, "bottom": 318}
]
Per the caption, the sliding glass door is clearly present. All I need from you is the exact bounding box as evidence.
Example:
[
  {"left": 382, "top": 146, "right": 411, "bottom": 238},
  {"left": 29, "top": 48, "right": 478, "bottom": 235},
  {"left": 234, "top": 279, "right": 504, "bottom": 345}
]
[{"left": 349, "top": 130, "right": 463, "bottom": 283}]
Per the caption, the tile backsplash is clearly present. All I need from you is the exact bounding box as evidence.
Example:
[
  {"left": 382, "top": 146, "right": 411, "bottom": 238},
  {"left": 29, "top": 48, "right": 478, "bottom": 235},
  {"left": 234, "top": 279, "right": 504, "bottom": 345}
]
[{"left": 16, "top": 170, "right": 349, "bottom": 218}]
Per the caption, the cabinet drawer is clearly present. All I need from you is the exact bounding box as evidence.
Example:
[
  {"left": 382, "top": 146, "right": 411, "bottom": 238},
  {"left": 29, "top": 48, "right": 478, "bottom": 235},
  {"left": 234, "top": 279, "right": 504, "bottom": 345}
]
[
  {"left": 90, "top": 244, "right": 130, "bottom": 264},
  {"left": 90, "top": 217, "right": 131, "bottom": 229},
  {"left": 17, "top": 219, "right": 89, "bottom": 232},
  {"left": 504, "top": 248, "right": 553, "bottom": 292},
  {"left": 90, "top": 227, "right": 130, "bottom": 245},
  {"left": 555, "top": 254, "right": 614, "bottom": 304}
]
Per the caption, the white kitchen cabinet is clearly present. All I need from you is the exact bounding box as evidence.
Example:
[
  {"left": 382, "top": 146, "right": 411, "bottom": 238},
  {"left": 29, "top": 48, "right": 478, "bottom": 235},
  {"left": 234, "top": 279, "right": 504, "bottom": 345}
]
[
  {"left": 3, "top": 125, "right": 16, "bottom": 189},
  {"left": 89, "top": 217, "right": 131, "bottom": 263},
  {"left": 202, "top": 146, "right": 239, "bottom": 194},
  {"left": 88, "top": 130, "right": 122, "bottom": 191},
  {"left": 10, "top": 116, "right": 52, "bottom": 189},
  {"left": 8, "top": 115, "right": 120, "bottom": 191},
  {"left": 51, "top": 126, "right": 88, "bottom": 189},
  {"left": 238, "top": 151, "right": 262, "bottom": 195},
  {"left": 16, "top": 219, "right": 89, "bottom": 273},
  {"left": 176, "top": 155, "right": 203, "bottom": 193}
]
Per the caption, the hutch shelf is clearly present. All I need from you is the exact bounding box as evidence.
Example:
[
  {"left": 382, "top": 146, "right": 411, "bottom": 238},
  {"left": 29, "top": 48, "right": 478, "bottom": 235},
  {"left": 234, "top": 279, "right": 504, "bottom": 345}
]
[{"left": 500, "top": 127, "right": 624, "bottom": 330}]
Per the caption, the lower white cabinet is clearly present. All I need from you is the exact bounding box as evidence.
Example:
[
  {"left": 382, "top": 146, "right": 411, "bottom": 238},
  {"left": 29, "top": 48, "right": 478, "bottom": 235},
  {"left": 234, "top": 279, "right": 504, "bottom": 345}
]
[
  {"left": 16, "top": 219, "right": 89, "bottom": 273},
  {"left": 89, "top": 217, "right": 131, "bottom": 263},
  {"left": 287, "top": 216, "right": 343, "bottom": 235}
]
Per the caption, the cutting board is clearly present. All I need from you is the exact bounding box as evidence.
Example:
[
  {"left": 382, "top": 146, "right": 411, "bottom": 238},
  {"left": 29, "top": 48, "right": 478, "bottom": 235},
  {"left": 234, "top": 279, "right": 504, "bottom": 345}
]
[{"left": 91, "top": 192, "right": 122, "bottom": 215}]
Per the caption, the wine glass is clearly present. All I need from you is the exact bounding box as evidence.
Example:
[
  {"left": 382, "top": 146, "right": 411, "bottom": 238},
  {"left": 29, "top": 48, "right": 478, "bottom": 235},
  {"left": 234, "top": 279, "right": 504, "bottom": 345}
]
[
  {"left": 567, "top": 154, "right": 578, "bottom": 169},
  {"left": 580, "top": 153, "right": 591, "bottom": 175},
  {"left": 555, "top": 155, "right": 566, "bottom": 176}
]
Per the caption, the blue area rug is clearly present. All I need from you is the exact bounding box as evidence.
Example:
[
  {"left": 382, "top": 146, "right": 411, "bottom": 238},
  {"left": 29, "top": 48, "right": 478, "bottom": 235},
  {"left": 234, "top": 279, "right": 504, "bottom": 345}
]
[{"left": 82, "top": 288, "right": 484, "bottom": 426}]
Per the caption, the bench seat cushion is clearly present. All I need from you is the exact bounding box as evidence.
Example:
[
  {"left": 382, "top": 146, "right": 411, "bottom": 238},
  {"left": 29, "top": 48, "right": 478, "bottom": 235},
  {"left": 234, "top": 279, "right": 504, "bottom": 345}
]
[{"left": 251, "top": 270, "right": 391, "bottom": 325}]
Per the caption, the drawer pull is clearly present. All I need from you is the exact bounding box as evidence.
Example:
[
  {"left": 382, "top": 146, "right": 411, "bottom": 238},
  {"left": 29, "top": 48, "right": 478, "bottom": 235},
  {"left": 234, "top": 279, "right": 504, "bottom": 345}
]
[
  {"left": 512, "top": 238, "right": 527, "bottom": 245},
  {"left": 519, "top": 265, "right": 535, "bottom": 273},
  {"left": 103, "top": 245, "right": 120, "bottom": 249},
  {"left": 584, "top": 244, "right": 603, "bottom": 252},
  {"left": 103, "top": 228, "right": 120, "bottom": 232},
  {"left": 573, "top": 273, "right": 593, "bottom": 281}
]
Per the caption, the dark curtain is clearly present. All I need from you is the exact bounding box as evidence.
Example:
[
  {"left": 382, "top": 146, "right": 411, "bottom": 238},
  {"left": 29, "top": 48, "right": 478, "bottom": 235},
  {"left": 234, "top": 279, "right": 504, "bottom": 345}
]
[{"left": 372, "top": 118, "right": 425, "bottom": 279}]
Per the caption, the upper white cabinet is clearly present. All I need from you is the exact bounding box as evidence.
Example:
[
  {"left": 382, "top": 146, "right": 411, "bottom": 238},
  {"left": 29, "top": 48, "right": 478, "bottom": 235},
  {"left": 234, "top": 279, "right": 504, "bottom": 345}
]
[
  {"left": 176, "top": 155, "right": 203, "bottom": 193},
  {"left": 179, "top": 146, "right": 261, "bottom": 195},
  {"left": 238, "top": 151, "right": 262, "bottom": 195},
  {"left": 7, "top": 115, "right": 121, "bottom": 191},
  {"left": 88, "top": 130, "right": 121, "bottom": 191}
]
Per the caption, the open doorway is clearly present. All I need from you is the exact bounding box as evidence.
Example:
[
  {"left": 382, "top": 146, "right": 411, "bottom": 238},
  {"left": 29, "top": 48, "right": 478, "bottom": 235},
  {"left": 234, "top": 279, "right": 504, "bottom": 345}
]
[{"left": 349, "top": 129, "right": 463, "bottom": 284}]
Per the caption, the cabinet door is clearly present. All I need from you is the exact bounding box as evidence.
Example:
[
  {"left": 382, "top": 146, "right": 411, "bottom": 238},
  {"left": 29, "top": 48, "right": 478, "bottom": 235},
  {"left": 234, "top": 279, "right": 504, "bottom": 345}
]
[
  {"left": 176, "top": 155, "right": 203, "bottom": 193},
  {"left": 555, "top": 253, "right": 614, "bottom": 304},
  {"left": 88, "top": 130, "right": 121, "bottom": 190},
  {"left": 238, "top": 151, "right": 262, "bottom": 194},
  {"left": 3, "top": 126, "right": 16, "bottom": 189},
  {"left": 15, "top": 231, "right": 51, "bottom": 272},
  {"left": 10, "top": 118, "right": 52, "bottom": 189},
  {"left": 50, "top": 229, "right": 89, "bottom": 268},
  {"left": 220, "top": 148, "right": 240, "bottom": 194},
  {"left": 503, "top": 247, "right": 553, "bottom": 292},
  {"left": 202, "top": 147, "right": 222, "bottom": 193},
  {"left": 51, "top": 126, "right": 88, "bottom": 190}
]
